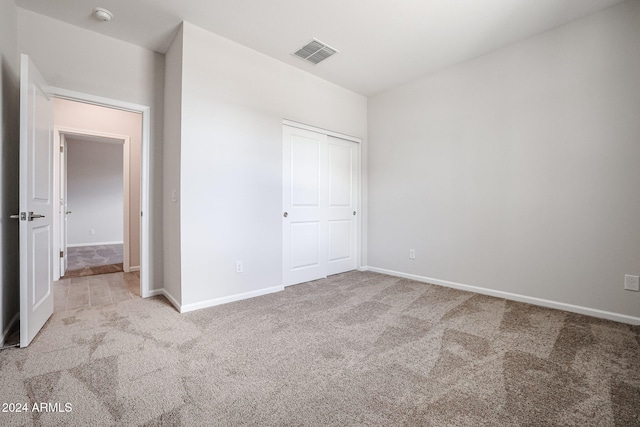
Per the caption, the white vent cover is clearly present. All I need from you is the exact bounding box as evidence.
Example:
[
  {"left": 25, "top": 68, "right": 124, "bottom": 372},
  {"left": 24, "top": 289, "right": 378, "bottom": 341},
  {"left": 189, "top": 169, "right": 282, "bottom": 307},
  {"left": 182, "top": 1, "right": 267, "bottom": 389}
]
[{"left": 292, "top": 39, "right": 339, "bottom": 65}]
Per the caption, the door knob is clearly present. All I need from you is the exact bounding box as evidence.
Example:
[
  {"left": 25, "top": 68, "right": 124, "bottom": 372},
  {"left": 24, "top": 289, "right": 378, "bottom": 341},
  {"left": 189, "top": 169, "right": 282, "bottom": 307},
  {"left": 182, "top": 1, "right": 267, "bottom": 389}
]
[
  {"left": 66, "top": 211, "right": 72, "bottom": 214},
  {"left": 9, "top": 212, "right": 44, "bottom": 221},
  {"left": 353, "top": 211, "right": 356, "bottom": 216},
  {"left": 283, "top": 212, "right": 288, "bottom": 218},
  {"left": 28, "top": 212, "right": 45, "bottom": 221}
]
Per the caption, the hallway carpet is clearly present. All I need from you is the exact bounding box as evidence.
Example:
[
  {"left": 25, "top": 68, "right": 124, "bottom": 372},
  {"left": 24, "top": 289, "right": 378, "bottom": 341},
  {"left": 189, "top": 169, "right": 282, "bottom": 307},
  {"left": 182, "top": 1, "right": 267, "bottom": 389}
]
[
  {"left": 0, "top": 271, "right": 638, "bottom": 426},
  {"left": 65, "top": 244, "right": 124, "bottom": 278}
]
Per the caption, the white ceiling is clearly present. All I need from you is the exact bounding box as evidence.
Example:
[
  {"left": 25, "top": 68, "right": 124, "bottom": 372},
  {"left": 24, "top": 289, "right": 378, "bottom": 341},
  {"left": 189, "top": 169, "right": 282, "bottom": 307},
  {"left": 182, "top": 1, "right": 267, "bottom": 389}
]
[{"left": 16, "top": 0, "right": 626, "bottom": 96}]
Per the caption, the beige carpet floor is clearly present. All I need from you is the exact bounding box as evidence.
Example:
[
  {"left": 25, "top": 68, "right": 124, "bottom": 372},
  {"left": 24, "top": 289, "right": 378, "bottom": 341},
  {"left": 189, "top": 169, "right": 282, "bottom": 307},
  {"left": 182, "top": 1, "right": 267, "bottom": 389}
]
[{"left": 0, "top": 271, "right": 638, "bottom": 426}]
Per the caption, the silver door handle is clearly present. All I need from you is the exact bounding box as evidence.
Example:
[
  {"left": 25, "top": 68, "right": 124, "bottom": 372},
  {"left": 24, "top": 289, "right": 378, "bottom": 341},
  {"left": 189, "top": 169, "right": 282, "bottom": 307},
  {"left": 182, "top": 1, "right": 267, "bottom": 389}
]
[
  {"left": 283, "top": 212, "right": 288, "bottom": 218},
  {"left": 28, "top": 212, "right": 45, "bottom": 221},
  {"left": 65, "top": 211, "right": 72, "bottom": 214},
  {"left": 9, "top": 213, "right": 23, "bottom": 220}
]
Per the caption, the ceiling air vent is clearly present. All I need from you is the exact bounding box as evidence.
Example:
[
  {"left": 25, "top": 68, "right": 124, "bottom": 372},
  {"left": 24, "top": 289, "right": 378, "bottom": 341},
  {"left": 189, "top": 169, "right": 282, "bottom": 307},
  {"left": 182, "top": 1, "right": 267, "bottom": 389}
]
[{"left": 292, "top": 39, "right": 339, "bottom": 65}]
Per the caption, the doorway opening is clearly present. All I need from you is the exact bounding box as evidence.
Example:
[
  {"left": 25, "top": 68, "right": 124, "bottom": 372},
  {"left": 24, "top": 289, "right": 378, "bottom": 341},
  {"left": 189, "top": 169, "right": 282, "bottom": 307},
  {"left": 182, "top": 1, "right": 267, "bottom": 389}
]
[
  {"left": 51, "top": 89, "right": 152, "bottom": 300},
  {"left": 59, "top": 130, "right": 131, "bottom": 277}
]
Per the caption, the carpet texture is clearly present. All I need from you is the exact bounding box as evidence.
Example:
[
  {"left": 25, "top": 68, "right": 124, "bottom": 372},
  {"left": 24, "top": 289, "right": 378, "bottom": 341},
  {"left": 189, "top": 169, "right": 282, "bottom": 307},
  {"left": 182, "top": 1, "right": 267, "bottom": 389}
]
[
  {"left": 65, "top": 245, "right": 124, "bottom": 278},
  {"left": 0, "top": 271, "right": 638, "bottom": 426}
]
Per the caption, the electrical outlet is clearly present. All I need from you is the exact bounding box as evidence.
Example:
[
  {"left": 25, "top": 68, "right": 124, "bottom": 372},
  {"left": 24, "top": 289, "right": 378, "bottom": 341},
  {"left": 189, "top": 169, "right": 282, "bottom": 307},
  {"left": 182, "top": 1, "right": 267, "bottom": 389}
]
[
  {"left": 409, "top": 249, "right": 415, "bottom": 260},
  {"left": 624, "top": 275, "right": 639, "bottom": 292},
  {"left": 236, "top": 261, "right": 243, "bottom": 274},
  {"left": 90, "top": 229, "right": 96, "bottom": 236}
]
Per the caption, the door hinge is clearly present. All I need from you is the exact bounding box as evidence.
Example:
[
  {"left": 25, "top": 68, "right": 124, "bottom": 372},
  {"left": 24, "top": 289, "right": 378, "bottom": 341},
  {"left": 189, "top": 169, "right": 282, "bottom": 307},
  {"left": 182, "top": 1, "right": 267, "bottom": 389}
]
[
  {"left": 60, "top": 145, "right": 64, "bottom": 153},
  {"left": 59, "top": 250, "right": 64, "bottom": 258}
]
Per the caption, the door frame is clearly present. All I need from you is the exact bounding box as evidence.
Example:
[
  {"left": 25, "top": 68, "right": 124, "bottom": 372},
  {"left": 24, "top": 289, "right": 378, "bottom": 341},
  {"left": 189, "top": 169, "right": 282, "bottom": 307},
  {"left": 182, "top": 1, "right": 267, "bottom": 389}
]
[
  {"left": 53, "top": 127, "right": 131, "bottom": 277},
  {"left": 282, "top": 119, "right": 363, "bottom": 274},
  {"left": 51, "top": 87, "right": 152, "bottom": 298}
]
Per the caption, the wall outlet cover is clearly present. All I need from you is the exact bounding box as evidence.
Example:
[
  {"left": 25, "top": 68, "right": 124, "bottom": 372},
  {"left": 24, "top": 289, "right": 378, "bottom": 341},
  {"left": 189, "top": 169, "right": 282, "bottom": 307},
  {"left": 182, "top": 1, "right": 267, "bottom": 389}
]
[{"left": 624, "top": 275, "right": 639, "bottom": 292}]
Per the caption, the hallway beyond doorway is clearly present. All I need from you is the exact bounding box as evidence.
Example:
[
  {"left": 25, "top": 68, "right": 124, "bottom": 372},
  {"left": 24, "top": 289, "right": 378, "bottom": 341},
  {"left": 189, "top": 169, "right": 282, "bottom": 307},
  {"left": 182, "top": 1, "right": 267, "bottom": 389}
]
[
  {"left": 54, "top": 271, "right": 140, "bottom": 311},
  {"left": 65, "top": 244, "right": 124, "bottom": 278}
]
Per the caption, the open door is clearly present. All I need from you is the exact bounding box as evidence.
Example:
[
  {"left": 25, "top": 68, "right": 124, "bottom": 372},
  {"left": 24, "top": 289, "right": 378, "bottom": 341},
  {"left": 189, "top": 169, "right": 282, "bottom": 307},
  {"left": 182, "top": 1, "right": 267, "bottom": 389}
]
[{"left": 16, "top": 54, "right": 54, "bottom": 347}]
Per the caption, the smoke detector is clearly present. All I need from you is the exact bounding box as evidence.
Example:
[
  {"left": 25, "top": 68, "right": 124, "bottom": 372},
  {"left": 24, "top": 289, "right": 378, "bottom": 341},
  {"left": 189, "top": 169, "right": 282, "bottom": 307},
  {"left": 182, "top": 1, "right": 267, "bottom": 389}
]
[
  {"left": 94, "top": 7, "right": 113, "bottom": 22},
  {"left": 292, "top": 39, "right": 339, "bottom": 65}
]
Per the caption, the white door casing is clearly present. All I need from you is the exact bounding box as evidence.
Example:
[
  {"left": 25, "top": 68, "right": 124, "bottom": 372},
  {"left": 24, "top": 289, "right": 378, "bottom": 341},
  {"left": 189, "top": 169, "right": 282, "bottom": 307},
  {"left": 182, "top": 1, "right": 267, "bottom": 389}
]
[
  {"left": 19, "top": 54, "right": 54, "bottom": 347},
  {"left": 53, "top": 128, "right": 131, "bottom": 280},
  {"left": 60, "top": 134, "right": 67, "bottom": 276},
  {"left": 283, "top": 124, "right": 359, "bottom": 286}
]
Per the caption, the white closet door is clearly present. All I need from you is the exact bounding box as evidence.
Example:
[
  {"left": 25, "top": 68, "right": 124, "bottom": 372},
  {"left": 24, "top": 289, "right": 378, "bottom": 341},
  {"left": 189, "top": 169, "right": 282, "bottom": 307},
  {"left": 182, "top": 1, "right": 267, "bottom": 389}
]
[
  {"left": 283, "top": 126, "right": 328, "bottom": 286},
  {"left": 327, "top": 136, "right": 357, "bottom": 275},
  {"left": 283, "top": 125, "right": 358, "bottom": 286}
]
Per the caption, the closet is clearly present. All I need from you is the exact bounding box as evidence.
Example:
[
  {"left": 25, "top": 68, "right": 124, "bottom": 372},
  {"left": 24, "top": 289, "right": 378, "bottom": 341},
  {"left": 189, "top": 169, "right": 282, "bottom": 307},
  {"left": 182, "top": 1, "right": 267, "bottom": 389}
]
[{"left": 282, "top": 124, "right": 359, "bottom": 286}]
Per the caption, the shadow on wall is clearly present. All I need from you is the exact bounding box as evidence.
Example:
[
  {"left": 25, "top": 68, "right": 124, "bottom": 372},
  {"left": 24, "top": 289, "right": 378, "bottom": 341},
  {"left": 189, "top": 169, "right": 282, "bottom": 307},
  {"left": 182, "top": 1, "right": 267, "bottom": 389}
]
[{"left": 1, "top": 54, "right": 20, "bottom": 335}]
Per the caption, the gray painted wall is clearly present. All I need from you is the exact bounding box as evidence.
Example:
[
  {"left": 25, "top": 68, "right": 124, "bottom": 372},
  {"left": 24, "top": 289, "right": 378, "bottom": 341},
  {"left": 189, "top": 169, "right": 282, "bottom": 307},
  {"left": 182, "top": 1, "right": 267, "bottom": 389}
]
[
  {"left": 368, "top": 0, "right": 640, "bottom": 319},
  {"left": 0, "top": 0, "right": 20, "bottom": 343},
  {"left": 170, "top": 22, "right": 367, "bottom": 308},
  {"left": 163, "top": 25, "right": 184, "bottom": 305},
  {"left": 66, "top": 139, "right": 123, "bottom": 246}
]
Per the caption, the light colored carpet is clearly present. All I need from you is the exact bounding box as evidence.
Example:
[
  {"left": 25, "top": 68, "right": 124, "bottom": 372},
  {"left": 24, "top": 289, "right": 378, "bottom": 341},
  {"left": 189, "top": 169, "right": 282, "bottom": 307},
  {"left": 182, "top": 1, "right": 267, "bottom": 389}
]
[{"left": 0, "top": 271, "right": 638, "bottom": 426}]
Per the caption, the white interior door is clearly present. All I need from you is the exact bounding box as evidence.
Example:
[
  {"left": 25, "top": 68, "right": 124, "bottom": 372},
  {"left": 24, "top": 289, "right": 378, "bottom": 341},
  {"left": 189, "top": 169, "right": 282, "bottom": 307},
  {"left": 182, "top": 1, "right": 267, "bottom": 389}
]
[
  {"left": 327, "top": 136, "right": 358, "bottom": 275},
  {"left": 283, "top": 125, "right": 358, "bottom": 286},
  {"left": 18, "top": 54, "right": 54, "bottom": 347},
  {"left": 283, "top": 126, "right": 328, "bottom": 286}
]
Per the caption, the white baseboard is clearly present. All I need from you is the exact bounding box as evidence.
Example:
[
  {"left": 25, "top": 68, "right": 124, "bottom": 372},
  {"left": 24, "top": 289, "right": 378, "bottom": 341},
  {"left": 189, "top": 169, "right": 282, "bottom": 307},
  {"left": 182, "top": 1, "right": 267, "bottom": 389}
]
[
  {"left": 1, "top": 312, "right": 20, "bottom": 347},
  {"left": 143, "top": 288, "right": 181, "bottom": 312},
  {"left": 179, "top": 286, "right": 284, "bottom": 314},
  {"left": 67, "top": 241, "right": 124, "bottom": 248},
  {"left": 128, "top": 266, "right": 140, "bottom": 272},
  {"left": 142, "top": 286, "right": 284, "bottom": 314},
  {"left": 145, "top": 288, "right": 164, "bottom": 298},
  {"left": 162, "top": 289, "right": 182, "bottom": 311},
  {"left": 364, "top": 266, "right": 640, "bottom": 326}
]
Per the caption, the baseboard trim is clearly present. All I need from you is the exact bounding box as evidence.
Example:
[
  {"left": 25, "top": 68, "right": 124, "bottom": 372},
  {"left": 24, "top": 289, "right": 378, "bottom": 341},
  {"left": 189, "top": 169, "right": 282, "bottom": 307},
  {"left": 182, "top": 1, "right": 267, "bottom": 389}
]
[
  {"left": 364, "top": 266, "right": 640, "bottom": 326},
  {"left": 180, "top": 286, "right": 285, "bottom": 314},
  {"left": 152, "top": 289, "right": 181, "bottom": 312},
  {"left": 67, "top": 241, "right": 124, "bottom": 248},
  {"left": 128, "top": 266, "right": 140, "bottom": 272},
  {"left": 1, "top": 312, "right": 20, "bottom": 348},
  {"left": 146, "top": 288, "right": 164, "bottom": 298}
]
